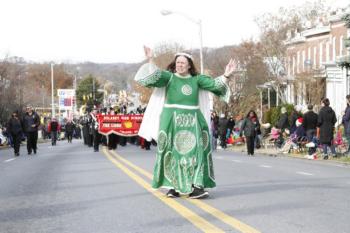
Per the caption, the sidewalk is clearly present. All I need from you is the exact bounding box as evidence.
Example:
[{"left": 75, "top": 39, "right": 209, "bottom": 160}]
[
  {"left": 0, "top": 139, "right": 49, "bottom": 151},
  {"left": 0, "top": 145, "right": 9, "bottom": 150},
  {"left": 224, "top": 144, "right": 350, "bottom": 165}
]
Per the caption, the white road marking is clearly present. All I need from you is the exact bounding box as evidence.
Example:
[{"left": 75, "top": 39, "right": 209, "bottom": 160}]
[
  {"left": 231, "top": 159, "right": 243, "bottom": 163},
  {"left": 296, "top": 171, "right": 314, "bottom": 176},
  {"left": 3, "top": 158, "right": 16, "bottom": 163},
  {"left": 259, "top": 165, "right": 272, "bottom": 168},
  {"left": 215, "top": 156, "right": 224, "bottom": 159}
]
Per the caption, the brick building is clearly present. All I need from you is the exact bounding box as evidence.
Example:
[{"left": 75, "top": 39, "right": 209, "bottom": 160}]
[{"left": 284, "top": 6, "right": 350, "bottom": 121}]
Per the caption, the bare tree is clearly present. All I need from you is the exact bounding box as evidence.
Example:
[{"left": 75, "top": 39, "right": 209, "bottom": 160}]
[
  {"left": 295, "top": 71, "right": 325, "bottom": 105},
  {"left": 254, "top": 0, "right": 330, "bottom": 104},
  {"left": 132, "top": 42, "right": 186, "bottom": 104}
]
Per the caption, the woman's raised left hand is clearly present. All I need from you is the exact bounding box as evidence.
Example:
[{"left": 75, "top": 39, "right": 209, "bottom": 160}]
[{"left": 224, "top": 59, "right": 237, "bottom": 78}]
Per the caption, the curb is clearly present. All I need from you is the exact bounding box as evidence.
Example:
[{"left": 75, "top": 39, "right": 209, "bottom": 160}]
[
  {"left": 0, "top": 139, "right": 50, "bottom": 151},
  {"left": 226, "top": 146, "right": 350, "bottom": 165},
  {"left": 0, "top": 145, "right": 10, "bottom": 150}
]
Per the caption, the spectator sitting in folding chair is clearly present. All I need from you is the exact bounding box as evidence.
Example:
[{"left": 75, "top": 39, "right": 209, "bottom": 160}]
[{"left": 279, "top": 118, "right": 307, "bottom": 154}]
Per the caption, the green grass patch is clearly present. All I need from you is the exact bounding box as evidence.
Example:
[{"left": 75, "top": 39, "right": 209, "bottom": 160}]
[{"left": 339, "top": 156, "right": 350, "bottom": 163}]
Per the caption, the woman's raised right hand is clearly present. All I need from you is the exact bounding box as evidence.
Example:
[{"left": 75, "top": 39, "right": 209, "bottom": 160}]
[{"left": 143, "top": 45, "right": 153, "bottom": 62}]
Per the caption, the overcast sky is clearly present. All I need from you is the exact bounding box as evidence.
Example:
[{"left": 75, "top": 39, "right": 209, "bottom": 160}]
[{"left": 0, "top": 0, "right": 348, "bottom": 63}]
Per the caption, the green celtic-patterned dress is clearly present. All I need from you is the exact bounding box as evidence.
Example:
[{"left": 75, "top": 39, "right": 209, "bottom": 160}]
[{"left": 136, "top": 66, "right": 229, "bottom": 194}]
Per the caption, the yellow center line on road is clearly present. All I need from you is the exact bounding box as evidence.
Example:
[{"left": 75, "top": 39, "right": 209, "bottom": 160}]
[
  {"left": 102, "top": 148, "right": 224, "bottom": 233},
  {"left": 110, "top": 150, "right": 261, "bottom": 233}
]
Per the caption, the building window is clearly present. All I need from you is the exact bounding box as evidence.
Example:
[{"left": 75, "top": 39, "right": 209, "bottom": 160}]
[
  {"left": 333, "top": 36, "right": 336, "bottom": 61},
  {"left": 297, "top": 51, "right": 300, "bottom": 73},
  {"left": 302, "top": 50, "right": 305, "bottom": 72},
  {"left": 326, "top": 42, "right": 330, "bottom": 62},
  {"left": 340, "top": 35, "right": 343, "bottom": 56},
  {"left": 319, "top": 43, "right": 323, "bottom": 66},
  {"left": 288, "top": 56, "right": 291, "bottom": 76},
  {"left": 313, "top": 47, "right": 317, "bottom": 69},
  {"left": 293, "top": 56, "right": 296, "bottom": 75},
  {"left": 348, "top": 29, "right": 350, "bottom": 56}
]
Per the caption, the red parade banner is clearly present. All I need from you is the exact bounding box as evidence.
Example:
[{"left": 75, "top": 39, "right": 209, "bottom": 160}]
[{"left": 97, "top": 114, "right": 143, "bottom": 136}]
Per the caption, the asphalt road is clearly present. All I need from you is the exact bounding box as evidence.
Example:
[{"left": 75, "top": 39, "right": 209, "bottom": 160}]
[{"left": 1, "top": 140, "right": 350, "bottom": 233}]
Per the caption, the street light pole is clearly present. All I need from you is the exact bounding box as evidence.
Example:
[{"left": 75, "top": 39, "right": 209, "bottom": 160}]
[
  {"left": 256, "top": 85, "right": 264, "bottom": 122},
  {"left": 93, "top": 77, "right": 95, "bottom": 105},
  {"left": 268, "top": 87, "right": 271, "bottom": 109},
  {"left": 51, "top": 63, "right": 55, "bottom": 117},
  {"left": 161, "top": 10, "right": 204, "bottom": 74},
  {"left": 198, "top": 19, "right": 203, "bottom": 74},
  {"left": 73, "top": 74, "right": 77, "bottom": 115}
]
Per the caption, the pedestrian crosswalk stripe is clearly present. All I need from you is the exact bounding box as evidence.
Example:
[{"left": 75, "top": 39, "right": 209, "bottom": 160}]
[{"left": 110, "top": 150, "right": 261, "bottom": 233}]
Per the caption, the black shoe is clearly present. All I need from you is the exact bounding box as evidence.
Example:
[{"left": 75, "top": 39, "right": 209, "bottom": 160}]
[
  {"left": 15, "top": 153, "right": 19, "bottom": 156},
  {"left": 166, "top": 189, "right": 180, "bottom": 198},
  {"left": 189, "top": 187, "right": 209, "bottom": 199},
  {"left": 33, "top": 149, "right": 36, "bottom": 154},
  {"left": 28, "top": 151, "right": 32, "bottom": 155},
  {"left": 323, "top": 155, "right": 329, "bottom": 160},
  {"left": 94, "top": 149, "right": 99, "bottom": 152}
]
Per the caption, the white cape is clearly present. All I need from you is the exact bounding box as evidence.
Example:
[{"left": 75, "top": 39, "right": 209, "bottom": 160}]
[
  {"left": 138, "top": 87, "right": 211, "bottom": 142},
  {"left": 135, "top": 63, "right": 216, "bottom": 142}
]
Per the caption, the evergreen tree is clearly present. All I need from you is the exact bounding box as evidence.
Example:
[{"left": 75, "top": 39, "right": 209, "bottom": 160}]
[{"left": 76, "top": 75, "right": 103, "bottom": 110}]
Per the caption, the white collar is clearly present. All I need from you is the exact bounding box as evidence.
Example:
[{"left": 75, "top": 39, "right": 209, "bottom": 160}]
[{"left": 175, "top": 73, "right": 192, "bottom": 79}]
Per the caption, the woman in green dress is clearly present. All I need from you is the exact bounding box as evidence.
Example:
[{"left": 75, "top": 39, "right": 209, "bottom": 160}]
[{"left": 135, "top": 46, "right": 236, "bottom": 199}]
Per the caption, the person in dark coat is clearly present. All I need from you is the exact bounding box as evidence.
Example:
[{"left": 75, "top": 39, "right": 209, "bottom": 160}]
[
  {"left": 318, "top": 98, "right": 337, "bottom": 159},
  {"left": 91, "top": 109, "right": 101, "bottom": 152},
  {"left": 226, "top": 116, "right": 235, "bottom": 139},
  {"left": 65, "top": 119, "right": 75, "bottom": 143},
  {"left": 23, "top": 106, "right": 40, "bottom": 155},
  {"left": 218, "top": 113, "right": 228, "bottom": 149},
  {"left": 290, "top": 107, "right": 301, "bottom": 134},
  {"left": 48, "top": 118, "right": 60, "bottom": 146},
  {"left": 136, "top": 105, "right": 143, "bottom": 114},
  {"left": 342, "top": 95, "right": 350, "bottom": 155},
  {"left": 80, "top": 114, "right": 90, "bottom": 145},
  {"left": 293, "top": 118, "right": 306, "bottom": 142},
  {"left": 276, "top": 107, "right": 289, "bottom": 132},
  {"left": 86, "top": 113, "right": 94, "bottom": 147},
  {"left": 7, "top": 111, "right": 23, "bottom": 156},
  {"left": 107, "top": 108, "right": 119, "bottom": 150},
  {"left": 210, "top": 111, "right": 219, "bottom": 150},
  {"left": 303, "top": 104, "right": 318, "bottom": 155},
  {"left": 240, "top": 110, "right": 260, "bottom": 156}
]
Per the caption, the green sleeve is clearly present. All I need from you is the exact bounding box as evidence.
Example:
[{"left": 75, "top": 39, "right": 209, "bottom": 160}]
[
  {"left": 136, "top": 69, "right": 172, "bottom": 88},
  {"left": 198, "top": 75, "right": 230, "bottom": 103}
]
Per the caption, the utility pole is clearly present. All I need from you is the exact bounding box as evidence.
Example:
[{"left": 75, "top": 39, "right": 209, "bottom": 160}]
[
  {"left": 51, "top": 63, "right": 55, "bottom": 117},
  {"left": 92, "top": 77, "right": 95, "bottom": 106}
]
